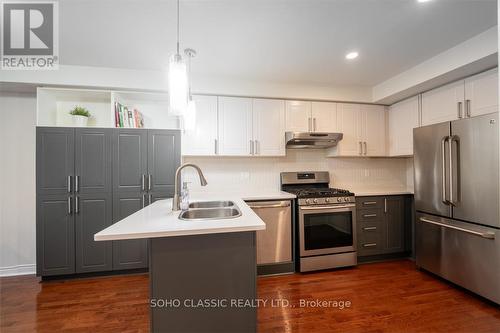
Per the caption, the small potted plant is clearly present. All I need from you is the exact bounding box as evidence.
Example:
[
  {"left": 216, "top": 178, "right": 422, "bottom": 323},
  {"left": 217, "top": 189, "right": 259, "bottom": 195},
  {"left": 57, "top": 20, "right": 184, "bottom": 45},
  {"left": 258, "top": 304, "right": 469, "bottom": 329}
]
[{"left": 69, "top": 106, "right": 91, "bottom": 127}]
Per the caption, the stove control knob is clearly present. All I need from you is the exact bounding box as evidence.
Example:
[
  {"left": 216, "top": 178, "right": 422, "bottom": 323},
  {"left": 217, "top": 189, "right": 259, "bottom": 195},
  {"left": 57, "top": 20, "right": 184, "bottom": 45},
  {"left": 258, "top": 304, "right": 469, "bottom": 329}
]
[
  {"left": 337, "top": 198, "right": 342, "bottom": 203},
  {"left": 305, "top": 199, "right": 310, "bottom": 204},
  {"left": 344, "top": 197, "right": 349, "bottom": 202},
  {"left": 325, "top": 198, "right": 330, "bottom": 203},
  {"left": 313, "top": 199, "right": 318, "bottom": 203}
]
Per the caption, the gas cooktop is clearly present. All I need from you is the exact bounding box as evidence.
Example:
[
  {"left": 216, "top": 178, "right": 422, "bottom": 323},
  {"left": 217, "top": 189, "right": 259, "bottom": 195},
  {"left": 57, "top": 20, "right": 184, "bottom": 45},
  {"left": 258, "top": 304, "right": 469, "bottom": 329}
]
[{"left": 285, "top": 187, "right": 354, "bottom": 198}]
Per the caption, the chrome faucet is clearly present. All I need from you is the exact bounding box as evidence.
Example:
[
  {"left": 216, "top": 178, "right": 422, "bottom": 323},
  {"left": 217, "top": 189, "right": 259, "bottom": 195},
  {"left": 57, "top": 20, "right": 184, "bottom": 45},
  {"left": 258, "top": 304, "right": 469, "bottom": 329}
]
[{"left": 172, "top": 163, "right": 208, "bottom": 211}]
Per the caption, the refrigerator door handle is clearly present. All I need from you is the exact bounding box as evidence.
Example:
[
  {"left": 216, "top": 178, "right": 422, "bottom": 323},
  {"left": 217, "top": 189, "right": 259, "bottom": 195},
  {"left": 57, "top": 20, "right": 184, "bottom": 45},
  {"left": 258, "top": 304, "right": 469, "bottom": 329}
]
[
  {"left": 449, "top": 135, "right": 459, "bottom": 206},
  {"left": 419, "top": 217, "right": 495, "bottom": 239},
  {"left": 441, "top": 136, "right": 449, "bottom": 204}
]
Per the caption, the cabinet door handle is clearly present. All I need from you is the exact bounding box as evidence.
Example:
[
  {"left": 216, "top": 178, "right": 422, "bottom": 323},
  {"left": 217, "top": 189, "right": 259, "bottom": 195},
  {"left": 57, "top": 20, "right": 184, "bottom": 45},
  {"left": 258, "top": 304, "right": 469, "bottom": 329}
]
[
  {"left": 359, "top": 142, "right": 362, "bottom": 155},
  {"left": 363, "top": 226, "right": 377, "bottom": 231},
  {"left": 313, "top": 118, "right": 317, "bottom": 132},
  {"left": 364, "top": 142, "right": 367, "bottom": 155},
  {"left": 384, "top": 198, "right": 387, "bottom": 213},
  {"left": 141, "top": 174, "right": 146, "bottom": 191},
  {"left": 75, "top": 175, "right": 80, "bottom": 193},
  {"left": 75, "top": 196, "right": 80, "bottom": 214},
  {"left": 149, "top": 194, "right": 153, "bottom": 205},
  {"left": 255, "top": 140, "right": 259, "bottom": 155},
  {"left": 67, "top": 197, "right": 72, "bottom": 215},
  {"left": 466, "top": 99, "right": 471, "bottom": 117},
  {"left": 67, "top": 176, "right": 72, "bottom": 193},
  {"left": 363, "top": 214, "right": 377, "bottom": 218},
  {"left": 142, "top": 194, "right": 145, "bottom": 208},
  {"left": 457, "top": 101, "right": 463, "bottom": 119},
  {"left": 214, "top": 139, "right": 218, "bottom": 155},
  {"left": 363, "top": 243, "right": 377, "bottom": 248},
  {"left": 148, "top": 174, "right": 152, "bottom": 191},
  {"left": 250, "top": 140, "right": 254, "bottom": 155},
  {"left": 363, "top": 201, "right": 377, "bottom": 206},
  {"left": 308, "top": 117, "right": 312, "bottom": 132}
]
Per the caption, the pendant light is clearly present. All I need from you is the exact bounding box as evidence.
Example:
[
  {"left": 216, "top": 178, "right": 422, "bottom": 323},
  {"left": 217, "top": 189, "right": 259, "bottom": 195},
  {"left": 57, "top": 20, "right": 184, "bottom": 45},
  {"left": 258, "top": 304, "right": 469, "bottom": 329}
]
[
  {"left": 184, "top": 48, "right": 197, "bottom": 131},
  {"left": 168, "top": 0, "right": 188, "bottom": 116}
]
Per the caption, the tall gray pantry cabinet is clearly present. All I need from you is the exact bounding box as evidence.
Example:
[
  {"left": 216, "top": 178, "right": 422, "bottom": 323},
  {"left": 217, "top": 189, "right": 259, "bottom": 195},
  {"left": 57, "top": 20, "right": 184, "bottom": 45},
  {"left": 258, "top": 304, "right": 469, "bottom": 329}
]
[{"left": 36, "top": 127, "right": 181, "bottom": 277}]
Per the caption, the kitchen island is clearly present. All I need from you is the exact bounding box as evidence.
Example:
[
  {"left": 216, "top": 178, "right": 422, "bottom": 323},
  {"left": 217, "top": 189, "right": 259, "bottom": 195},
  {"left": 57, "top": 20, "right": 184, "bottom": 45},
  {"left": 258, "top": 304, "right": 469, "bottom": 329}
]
[{"left": 95, "top": 196, "right": 265, "bottom": 333}]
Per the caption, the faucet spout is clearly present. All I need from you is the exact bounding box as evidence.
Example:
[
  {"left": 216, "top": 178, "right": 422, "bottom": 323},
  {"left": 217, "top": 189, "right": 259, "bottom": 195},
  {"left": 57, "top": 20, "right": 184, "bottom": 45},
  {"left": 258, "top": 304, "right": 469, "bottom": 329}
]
[{"left": 172, "top": 163, "right": 208, "bottom": 211}]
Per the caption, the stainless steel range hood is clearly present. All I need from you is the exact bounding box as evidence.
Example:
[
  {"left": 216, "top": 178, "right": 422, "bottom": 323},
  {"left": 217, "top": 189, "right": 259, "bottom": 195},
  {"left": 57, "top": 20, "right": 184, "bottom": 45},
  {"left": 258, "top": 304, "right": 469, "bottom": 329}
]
[{"left": 285, "top": 132, "right": 343, "bottom": 149}]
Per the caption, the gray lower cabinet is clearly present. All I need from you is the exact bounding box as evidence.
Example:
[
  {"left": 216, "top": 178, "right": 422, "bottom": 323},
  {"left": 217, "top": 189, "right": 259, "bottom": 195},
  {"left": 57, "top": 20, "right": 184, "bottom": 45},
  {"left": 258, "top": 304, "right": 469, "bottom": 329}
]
[
  {"left": 36, "top": 194, "right": 75, "bottom": 276},
  {"left": 112, "top": 192, "right": 148, "bottom": 270},
  {"left": 75, "top": 193, "right": 113, "bottom": 273},
  {"left": 36, "top": 127, "right": 180, "bottom": 277},
  {"left": 356, "top": 195, "right": 408, "bottom": 257}
]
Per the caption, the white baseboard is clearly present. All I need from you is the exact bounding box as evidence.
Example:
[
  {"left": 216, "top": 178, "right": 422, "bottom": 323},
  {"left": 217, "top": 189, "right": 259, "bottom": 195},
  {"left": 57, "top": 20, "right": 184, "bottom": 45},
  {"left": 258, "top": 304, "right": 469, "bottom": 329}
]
[{"left": 0, "top": 264, "right": 36, "bottom": 277}]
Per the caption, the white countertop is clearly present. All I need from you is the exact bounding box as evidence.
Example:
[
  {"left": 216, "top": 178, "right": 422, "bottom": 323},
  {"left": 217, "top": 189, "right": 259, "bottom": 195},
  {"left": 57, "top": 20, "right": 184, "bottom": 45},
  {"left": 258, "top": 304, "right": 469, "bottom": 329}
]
[{"left": 94, "top": 195, "right": 268, "bottom": 241}]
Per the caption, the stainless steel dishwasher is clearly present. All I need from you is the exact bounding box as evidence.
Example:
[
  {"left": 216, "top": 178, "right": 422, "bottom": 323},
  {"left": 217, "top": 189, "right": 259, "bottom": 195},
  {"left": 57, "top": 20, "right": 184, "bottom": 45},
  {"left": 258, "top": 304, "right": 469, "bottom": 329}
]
[{"left": 246, "top": 200, "right": 292, "bottom": 267}]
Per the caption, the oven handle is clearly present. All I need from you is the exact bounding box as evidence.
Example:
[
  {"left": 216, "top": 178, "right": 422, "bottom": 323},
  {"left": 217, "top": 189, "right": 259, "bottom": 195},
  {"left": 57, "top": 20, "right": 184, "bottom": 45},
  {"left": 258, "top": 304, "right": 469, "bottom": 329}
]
[{"left": 300, "top": 204, "right": 355, "bottom": 211}]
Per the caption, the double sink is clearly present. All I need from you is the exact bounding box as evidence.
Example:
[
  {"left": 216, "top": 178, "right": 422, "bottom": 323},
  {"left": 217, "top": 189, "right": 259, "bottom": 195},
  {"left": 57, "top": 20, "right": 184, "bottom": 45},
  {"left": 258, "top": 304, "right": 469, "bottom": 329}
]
[{"left": 179, "top": 200, "right": 242, "bottom": 221}]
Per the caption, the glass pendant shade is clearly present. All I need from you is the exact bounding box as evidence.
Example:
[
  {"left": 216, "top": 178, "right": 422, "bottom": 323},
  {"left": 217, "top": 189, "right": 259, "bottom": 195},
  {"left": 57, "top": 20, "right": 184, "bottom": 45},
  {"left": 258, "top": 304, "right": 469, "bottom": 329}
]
[
  {"left": 184, "top": 98, "right": 197, "bottom": 131},
  {"left": 168, "top": 54, "right": 188, "bottom": 116}
]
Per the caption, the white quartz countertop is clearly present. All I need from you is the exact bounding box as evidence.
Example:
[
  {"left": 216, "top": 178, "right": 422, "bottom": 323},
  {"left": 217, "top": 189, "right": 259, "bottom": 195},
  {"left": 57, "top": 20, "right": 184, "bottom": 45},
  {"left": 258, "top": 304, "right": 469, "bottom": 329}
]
[
  {"left": 354, "top": 190, "right": 414, "bottom": 197},
  {"left": 94, "top": 195, "right": 267, "bottom": 241}
]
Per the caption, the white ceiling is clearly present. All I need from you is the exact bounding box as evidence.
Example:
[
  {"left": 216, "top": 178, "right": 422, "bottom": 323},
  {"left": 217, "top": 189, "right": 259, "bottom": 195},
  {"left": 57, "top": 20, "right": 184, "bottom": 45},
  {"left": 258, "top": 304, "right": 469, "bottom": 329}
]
[{"left": 59, "top": 0, "right": 497, "bottom": 87}]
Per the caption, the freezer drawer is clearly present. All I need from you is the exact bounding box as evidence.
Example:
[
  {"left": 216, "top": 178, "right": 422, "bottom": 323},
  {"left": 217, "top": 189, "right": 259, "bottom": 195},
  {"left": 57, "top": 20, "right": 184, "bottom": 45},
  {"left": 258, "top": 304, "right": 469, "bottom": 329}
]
[
  {"left": 247, "top": 200, "right": 292, "bottom": 265},
  {"left": 416, "top": 213, "right": 499, "bottom": 304}
]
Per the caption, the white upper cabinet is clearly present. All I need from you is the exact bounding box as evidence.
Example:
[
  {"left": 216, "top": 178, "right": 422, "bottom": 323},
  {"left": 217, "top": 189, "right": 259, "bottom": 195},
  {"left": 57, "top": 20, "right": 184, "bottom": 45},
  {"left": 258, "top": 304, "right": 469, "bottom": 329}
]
[
  {"left": 361, "top": 105, "right": 387, "bottom": 157},
  {"left": 329, "top": 103, "right": 386, "bottom": 157},
  {"left": 388, "top": 96, "right": 419, "bottom": 156},
  {"left": 421, "top": 80, "right": 465, "bottom": 126},
  {"left": 285, "top": 101, "right": 312, "bottom": 132},
  {"left": 182, "top": 95, "right": 218, "bottom": 156},
  {"left": 311, "top": 102, "right": 338, "bottom": 132},
  {"left": 252, "top": 99, "right": 286, "bottom": 156},
  {"left": 421, "top": 69, "right": 498, "bottom": 127},
  {"left": 332, "top": 103, "right": 362, "bottom": 156},
  {"left": 464, "top": 68, "right": 498, "bottom": 118},
  {"left": 217, "top": 97, "right": 253, "bottom": 156}
]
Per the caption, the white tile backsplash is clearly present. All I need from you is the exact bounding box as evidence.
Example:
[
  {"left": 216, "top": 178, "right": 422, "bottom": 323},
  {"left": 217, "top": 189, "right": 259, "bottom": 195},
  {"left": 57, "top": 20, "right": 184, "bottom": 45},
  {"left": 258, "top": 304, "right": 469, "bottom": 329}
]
[{"left": 183, "top": 150, "right": 413, "bottom": 195}]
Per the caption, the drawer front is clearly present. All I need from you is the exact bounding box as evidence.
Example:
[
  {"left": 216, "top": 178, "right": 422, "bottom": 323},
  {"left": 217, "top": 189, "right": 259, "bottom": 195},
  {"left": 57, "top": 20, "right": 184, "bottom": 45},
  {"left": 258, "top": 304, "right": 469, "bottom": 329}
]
[
  {"left": 356, "top": 197, "right": 384, "bottom": 210},
  {"left": 358, "top": 222, "right": 383, "bottom": 243},
  {"left": 358, "top": 233, "right": 385, "bottom": 256},
  {"left": 357, "top": 208, "right": 384, "bottom": 222}
]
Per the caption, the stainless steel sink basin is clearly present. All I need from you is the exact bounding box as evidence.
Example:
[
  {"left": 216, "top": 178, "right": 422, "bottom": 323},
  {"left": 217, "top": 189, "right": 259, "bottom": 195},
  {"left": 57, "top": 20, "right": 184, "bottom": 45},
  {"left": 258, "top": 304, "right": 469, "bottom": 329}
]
[
  {"left": 188, "top": 200, "right": 235, "bottom": 209},
  {"left": 179, "top": 207, "right": 242, "bottom": 221}
]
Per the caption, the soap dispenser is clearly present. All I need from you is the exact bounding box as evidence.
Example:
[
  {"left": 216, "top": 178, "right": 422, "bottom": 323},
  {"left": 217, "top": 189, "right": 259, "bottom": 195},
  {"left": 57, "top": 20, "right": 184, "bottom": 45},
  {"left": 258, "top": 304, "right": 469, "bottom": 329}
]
[{"left": 180, "top": 182, "right": 190, "bottom": 211}]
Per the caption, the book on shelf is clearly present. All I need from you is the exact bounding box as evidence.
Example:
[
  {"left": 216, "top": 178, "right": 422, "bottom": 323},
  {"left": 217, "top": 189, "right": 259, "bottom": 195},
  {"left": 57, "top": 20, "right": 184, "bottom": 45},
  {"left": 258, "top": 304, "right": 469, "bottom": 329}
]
[{"left": 114, "top": 102, "right": 144, "bottom": 128}]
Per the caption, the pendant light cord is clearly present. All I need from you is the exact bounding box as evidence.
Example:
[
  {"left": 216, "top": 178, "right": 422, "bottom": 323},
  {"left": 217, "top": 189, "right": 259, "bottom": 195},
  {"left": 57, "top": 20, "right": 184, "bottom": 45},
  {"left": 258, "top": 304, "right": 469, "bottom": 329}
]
[{"left": 176, "top": 0, "right": 180, "bottom": 55}]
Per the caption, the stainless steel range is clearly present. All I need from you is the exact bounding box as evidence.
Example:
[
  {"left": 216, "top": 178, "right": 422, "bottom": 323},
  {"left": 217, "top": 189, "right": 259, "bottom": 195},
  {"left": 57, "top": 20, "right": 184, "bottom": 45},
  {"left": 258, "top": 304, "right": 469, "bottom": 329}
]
[{"left": 281, "top": 171, "right": 357, "bottom": 272}]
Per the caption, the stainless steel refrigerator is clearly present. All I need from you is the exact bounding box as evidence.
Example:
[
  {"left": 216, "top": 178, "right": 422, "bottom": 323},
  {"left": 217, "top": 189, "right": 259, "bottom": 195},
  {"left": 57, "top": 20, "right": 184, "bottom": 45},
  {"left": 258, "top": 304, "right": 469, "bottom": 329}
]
[{"left": 414, "top": 112, "right": 500, "bottom": 304}]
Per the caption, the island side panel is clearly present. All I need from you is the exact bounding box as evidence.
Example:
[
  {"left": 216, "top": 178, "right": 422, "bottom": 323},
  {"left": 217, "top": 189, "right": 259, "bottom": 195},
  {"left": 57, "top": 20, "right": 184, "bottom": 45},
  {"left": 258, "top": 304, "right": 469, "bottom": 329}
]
[{"left": 149, "top": 231, "right": 257, "bottom": 333}]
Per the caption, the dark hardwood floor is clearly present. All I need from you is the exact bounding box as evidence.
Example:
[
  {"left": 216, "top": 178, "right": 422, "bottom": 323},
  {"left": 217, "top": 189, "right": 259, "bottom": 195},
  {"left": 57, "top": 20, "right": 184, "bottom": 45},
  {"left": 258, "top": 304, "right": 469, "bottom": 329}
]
[{"left": 1, "top": 260, "right": 499, "bottom": 332}]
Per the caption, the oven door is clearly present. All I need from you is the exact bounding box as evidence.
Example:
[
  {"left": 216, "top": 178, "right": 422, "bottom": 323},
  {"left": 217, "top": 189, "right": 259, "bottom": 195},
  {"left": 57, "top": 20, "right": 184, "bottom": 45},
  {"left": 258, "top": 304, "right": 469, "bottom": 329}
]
[{"left": 298, "top": 204, "right": 357, "bottom": 257}]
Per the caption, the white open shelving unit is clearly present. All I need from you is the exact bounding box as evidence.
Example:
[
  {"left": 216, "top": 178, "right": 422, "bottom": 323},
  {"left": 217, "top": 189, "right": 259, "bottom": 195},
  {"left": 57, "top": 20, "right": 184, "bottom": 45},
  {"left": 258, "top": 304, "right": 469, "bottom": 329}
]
[{"left": 37, "top": 87, "right": 180, "bottom": 129}]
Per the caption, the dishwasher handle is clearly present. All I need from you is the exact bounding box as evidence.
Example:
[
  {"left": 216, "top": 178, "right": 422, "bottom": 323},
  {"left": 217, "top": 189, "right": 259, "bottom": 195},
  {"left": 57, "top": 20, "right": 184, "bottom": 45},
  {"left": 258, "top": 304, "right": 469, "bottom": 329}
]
[{"left": 247, "top": 202, "right": 290, "bottom": 209}]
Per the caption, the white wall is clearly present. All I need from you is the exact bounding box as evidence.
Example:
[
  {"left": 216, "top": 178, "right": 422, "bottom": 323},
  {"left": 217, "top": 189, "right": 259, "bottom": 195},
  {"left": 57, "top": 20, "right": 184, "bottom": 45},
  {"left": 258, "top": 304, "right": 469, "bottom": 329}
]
[
  {"left": 183, "top": 150, "right": 412, "bottom": 195},
  {"left": 0, "top": 92, "right": 37, "bottom": 276}
]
